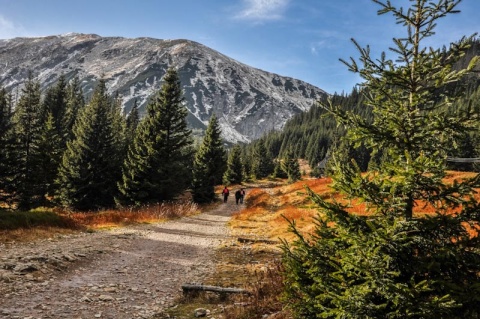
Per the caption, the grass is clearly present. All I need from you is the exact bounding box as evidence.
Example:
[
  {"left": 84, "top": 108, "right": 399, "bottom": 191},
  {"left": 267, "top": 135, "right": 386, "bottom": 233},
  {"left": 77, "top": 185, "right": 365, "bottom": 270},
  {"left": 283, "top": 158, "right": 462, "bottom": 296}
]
[
  {"left": 230, "top": 171, "right": 480, "bottom": 242},
  {"left": 0, "top": 200, "right": 201, "bottom": 243},
  {"left": 0, "top": 208, "right": 78, "bottom": 230},
  {"left": 3, "top": 170, "right": 478, "bottom": 317},
  {"left": 159, "top": 241, "right": 290, "bottom": 319},
  {"left": 206, "top": 170, "right": 480, "bottom": 318},
  {"left": 69, "top": 201, "right": 199, "bottom": 228}
]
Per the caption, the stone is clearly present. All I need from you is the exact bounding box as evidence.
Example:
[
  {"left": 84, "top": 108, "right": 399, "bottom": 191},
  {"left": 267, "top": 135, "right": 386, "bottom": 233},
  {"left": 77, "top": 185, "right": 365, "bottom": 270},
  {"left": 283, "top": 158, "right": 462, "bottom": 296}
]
[
  {"left": 194, "top": 308, "right": 208, "bottom": 317},
  {"left": 14, "top": 263, "right": 39, "bottom": 273},
  {"left": 98, "top": 294, "right": 115, "bottom": 301},
  {"left": 79, "top": 296, "right": 92, "bottom": 302},
  {"left": 63, "top": 254, "right": 77, "bottom": 262}
]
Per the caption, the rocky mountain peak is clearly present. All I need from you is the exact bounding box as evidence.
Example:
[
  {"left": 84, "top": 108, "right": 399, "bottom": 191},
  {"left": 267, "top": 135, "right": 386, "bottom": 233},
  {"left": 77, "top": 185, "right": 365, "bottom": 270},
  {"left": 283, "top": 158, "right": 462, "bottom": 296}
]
[{"left": 0, "top": 33, "right": 328, "bottom": 143}]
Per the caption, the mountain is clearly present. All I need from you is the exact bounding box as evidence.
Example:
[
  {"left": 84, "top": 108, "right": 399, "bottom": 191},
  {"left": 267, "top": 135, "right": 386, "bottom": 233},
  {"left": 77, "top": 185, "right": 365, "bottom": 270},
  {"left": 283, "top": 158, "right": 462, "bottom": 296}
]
[{"left": 0, "top": 33, "right": 327, "bottom": 143}]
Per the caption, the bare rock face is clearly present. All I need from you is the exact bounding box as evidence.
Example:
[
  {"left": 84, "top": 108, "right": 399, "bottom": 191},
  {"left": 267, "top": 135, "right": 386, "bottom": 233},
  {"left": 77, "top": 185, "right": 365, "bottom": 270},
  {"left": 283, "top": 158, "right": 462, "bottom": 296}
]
[{"left": 0, "top": 33, "right": 327, "bottom": 143}]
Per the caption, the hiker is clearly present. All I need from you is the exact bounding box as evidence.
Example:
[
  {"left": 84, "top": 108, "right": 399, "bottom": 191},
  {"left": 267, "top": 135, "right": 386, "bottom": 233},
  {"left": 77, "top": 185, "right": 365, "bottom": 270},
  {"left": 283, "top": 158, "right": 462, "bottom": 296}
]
[
  {"left": 240, "top": 188, "right": 245, "bottom": 204},
  {"left": 235, "top": 189, "right": 242, "bottom": 205},
  {"left": 222, "top": 186, "right": 230, "bottom": 203}
]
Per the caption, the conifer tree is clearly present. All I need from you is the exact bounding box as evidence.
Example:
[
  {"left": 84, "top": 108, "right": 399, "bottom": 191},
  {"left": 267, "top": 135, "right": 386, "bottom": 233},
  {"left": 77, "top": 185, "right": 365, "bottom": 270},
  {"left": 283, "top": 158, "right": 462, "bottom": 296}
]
[
  {"left": 125, "top": 99, "right": 140, "bottom": 146},
  {"left": 191, "top": 153, "right": 214, "bottom": 203},
  {"left": 42, "top": 75, "right": 67, "bottom": 139},
  {"left": 252, "top": 140, "right": 274, "bottom": 179},
  {"left": 240, "top": 146, "right": 253, "bottom": 182},
  {"left": 37, "top": 76, "right": 69, "bottom": 200},
  {"left": 63, "top": 76, "right": 85, "bottom": 142},
  {"left": 198, "top": 114, "right": 227, "bottom": 184},
  {"left": 281, "top": 147, "right": 301, "bottom": 183},
  {"left": 273, "top": 159, "right": 288, "bottom": 179},
  {"left": 57, "top": 79, "right": 121, "bottom": 210},
  {"left": 191, "top": 114, "right": 227, "bottom": 202},
  {"left": 37, "top": 112, "right": 63, "bottom": 203},
  {"left": 0, "top": 88, "right": 15, "bottom": 205},
  {"left": 282, "top": 1, "right": 480, "bottom": 318},
  {"left": 110, "top": 91, "right": 127, "bottom": 168},
  {"left": 10, "top": 73, "right": 44, "bottom": 209},
  {"left": 118, "top": 68, "right": 193, "bottom": 205},
  {"left": 223, "top": 144, "right": 243, "bottom": 185}
]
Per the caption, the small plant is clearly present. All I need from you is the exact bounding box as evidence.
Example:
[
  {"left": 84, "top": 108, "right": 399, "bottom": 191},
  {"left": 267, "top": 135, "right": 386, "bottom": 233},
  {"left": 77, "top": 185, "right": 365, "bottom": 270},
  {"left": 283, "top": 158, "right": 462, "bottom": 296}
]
[{"left": 223, "top": 260, "right": 290, "bottom": 319}]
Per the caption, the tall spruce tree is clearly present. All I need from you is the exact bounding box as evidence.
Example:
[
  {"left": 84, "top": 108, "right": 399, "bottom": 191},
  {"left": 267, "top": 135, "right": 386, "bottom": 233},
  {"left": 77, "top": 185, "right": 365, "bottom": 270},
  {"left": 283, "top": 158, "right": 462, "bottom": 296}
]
[
  {"left": 252, "top": 140, "right": 274, "bottom": 179},
  {"left": 56, "top": 79, "right": 122, "bottom": 210},
  {"left": 41, "top": 75, "right": 68, "bottom": 139},
  {"left": 241, "top": 146, "right": 253, "bottom": 182},
  {"left": 0, "top": 88, "right": 15, "bottom": 205},
  {"left": 282, "top": 1, "right": 480, "bottom": 318},
  {"left": 63, "top": 76, "right": 85, "bottom": 142},
  {"left": 37, "top": 76, "right": 69, "bottom": 200},
  {"left": 223, "top": 144, "right": 243, "bottom": 185},
  {"left": 10, "top": 74, "right": 44, "bottom": 209},
  {"left": 125, "top": 99, "right": 140, "bottom": 146},
  {"left": 118, "top": 68, "right": 193, "bottom": 205},
  {"left": 273, "top": 159, "right": 288, "bottom": 179},
  {"left": 281, "top": 147, "right": 301, "bottom": 183},
  {"left": 37, "top": 112, "right": 63, "bottom": 204},
  {"left": 191, "top": 114, "right": 227, "bottom": 203},
  {"left": 110, "top": 91, "right": 127, "bottom": 173}
]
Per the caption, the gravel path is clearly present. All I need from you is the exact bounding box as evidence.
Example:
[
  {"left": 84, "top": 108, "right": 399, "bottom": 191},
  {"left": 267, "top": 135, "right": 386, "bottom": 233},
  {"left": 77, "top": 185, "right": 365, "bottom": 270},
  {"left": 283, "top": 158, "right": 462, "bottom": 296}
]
[{"left": 0, "top": 199, "right": 241, "bottom": 319}]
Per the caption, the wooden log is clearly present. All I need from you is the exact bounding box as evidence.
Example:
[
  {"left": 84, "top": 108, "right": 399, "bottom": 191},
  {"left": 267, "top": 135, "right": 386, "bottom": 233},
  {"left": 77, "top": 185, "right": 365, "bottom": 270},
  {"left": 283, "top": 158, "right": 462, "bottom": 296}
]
[
  {"left": 237, "top": 237, "right": 278, "bottom": 245},
  {"left": 181, "top": 284, "right": 250, "bottom": 295}
]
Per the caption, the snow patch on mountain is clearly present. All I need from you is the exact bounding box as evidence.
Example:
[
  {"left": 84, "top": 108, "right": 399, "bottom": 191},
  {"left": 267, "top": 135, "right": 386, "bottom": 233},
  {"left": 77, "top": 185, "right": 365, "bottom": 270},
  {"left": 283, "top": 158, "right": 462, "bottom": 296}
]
[{"left": 0, "top": 33, "right": 328, "bottom": 143}]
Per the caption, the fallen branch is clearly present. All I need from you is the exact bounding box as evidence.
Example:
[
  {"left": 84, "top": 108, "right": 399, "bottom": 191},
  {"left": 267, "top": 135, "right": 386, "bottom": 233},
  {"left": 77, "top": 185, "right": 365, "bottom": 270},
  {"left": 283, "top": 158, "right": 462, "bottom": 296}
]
[
  {"left": 237, "top": 237, "right": 278, "bottom": 245},
  {"left": 181, "top": 284, "right": 250, "bottom": 295}
]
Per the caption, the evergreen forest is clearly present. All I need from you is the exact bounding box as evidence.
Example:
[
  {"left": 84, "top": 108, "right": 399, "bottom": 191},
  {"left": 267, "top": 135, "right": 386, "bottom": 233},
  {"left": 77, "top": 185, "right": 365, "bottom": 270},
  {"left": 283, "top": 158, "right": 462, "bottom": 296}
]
[
  {"left": 1, "top": 40, "right": 480, "bottom": 211},
  {"left": 1, "top": 0, "right": 480, "bottom": 318},
  {"left": 242, "top": 38, "right": 480, "bottom": 177},
  {"left": 0, "top": 68, "right": 226, "bottom": 210}
]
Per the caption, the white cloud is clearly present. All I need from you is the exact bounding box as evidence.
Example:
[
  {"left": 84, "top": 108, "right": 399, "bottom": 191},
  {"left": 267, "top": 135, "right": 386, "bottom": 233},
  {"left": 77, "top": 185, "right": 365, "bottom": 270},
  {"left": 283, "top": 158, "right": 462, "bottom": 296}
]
[
  {"left": 235, "top": 0, "right": 290, "bottom": 22},
  {"left": 309, "top": 31, "right": 344, "bottom": 56},
  {"left": 0, "top": 15, "right": 24, "bottom": 39}
]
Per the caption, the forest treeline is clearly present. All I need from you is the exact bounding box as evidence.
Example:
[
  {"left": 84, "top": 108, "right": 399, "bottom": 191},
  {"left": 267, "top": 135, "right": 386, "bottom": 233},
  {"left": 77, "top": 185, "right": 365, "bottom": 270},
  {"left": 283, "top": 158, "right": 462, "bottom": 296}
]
[
  {"left": 1, "top": 38, "right": 479, "bottom": 211},
  {"left": 0, "top": 66, "right": 303, "bottom": 211},
  {"left": 242, "top": 39, "right": 480, "bottom": 176},
  {"left": 0, "top": 68, "right": 223, "bottom": 210}
]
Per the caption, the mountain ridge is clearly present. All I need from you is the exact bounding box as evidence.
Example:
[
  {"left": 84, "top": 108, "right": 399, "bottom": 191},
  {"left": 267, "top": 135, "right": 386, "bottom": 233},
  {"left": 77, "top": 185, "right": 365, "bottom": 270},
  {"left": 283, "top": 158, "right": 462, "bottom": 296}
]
[{"left": 0, "top": 33, "right": 328, "bottom": 143}]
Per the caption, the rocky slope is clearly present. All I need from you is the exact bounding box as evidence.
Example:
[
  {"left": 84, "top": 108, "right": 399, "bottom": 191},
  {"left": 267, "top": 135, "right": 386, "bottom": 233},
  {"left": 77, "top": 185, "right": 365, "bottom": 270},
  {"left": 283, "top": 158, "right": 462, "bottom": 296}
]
[{"left": 0, "top": 33, "right": 327, "bottom": 143}]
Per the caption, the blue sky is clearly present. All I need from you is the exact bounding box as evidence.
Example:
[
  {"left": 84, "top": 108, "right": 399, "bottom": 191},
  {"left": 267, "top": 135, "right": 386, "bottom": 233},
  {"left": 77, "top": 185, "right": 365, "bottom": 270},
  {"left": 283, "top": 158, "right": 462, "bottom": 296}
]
[{"left": 0, "top": 0, "right": 479, "bottom": 94}]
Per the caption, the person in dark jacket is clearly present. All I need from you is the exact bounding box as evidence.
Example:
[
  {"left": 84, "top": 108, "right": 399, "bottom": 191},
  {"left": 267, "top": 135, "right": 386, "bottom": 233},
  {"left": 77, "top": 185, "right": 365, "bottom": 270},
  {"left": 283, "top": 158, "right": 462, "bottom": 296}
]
[
  {"left": 240, "top": 188, "right": 245, "bottom": 204},
  {"left": 235, "top": 189, "right": 242, "bottom": 205}
]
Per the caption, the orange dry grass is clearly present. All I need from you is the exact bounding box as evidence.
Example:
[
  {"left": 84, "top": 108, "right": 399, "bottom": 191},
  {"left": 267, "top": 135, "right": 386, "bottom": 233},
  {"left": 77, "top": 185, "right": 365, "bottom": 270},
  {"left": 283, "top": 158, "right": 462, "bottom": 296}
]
[
  {"left": 70, "top": 201, "right": 199, "bottom": 228},
  {"left": 0, "top": 201, "right": 200, "bottom": 243},
  {"left": 271, "top": 178, "right": 335, "bottom": 208},
  {"left": 444, "top": 171, "right": 478, "bottom": 183},
  {"left": 231, "top": 171, "right": 480, "bottom": 243},
  {"left": 244, "top": 188, "right": 271, "bottom": 208},
  {"left": 231, "top": 182, "right": 321, "bottom": 241},
  {"left": 0, "top": 227, "right": 76, "bottom": 243}
]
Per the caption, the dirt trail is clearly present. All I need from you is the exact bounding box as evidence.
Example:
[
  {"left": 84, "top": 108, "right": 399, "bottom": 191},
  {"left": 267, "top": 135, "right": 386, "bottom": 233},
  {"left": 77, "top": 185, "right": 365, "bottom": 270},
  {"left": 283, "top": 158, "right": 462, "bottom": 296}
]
[{"left": 0, "top": 199, "right": 242, "bottom": 319}]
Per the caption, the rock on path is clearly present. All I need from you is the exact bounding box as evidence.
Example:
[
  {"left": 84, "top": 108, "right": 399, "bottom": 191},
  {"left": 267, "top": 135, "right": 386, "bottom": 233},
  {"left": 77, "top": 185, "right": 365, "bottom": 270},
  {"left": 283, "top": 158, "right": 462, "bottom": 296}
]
[{"left": 0, "top": 200, "right": 241, "bottom": 319}]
